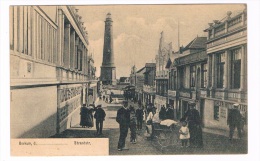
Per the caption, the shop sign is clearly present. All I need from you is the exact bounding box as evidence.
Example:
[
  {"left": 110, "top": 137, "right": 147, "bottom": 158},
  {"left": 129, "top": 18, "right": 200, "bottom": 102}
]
[
  {"left": 220, "top": 107, "right": 227, "bottom": 118},
  {"left": 60, "top": 86, "right": 82, "bottom": 103},
  {"left": 179, "top": 91, "right": 190, "bottom": 98}
]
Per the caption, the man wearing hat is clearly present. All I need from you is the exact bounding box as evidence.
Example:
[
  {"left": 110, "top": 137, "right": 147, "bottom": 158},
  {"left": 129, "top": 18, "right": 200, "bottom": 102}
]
[
  {"left": 227, "top": 104, "right": 242, "bottom": 140},
  {"left": 183, "top": 101, "right": 203, "bottom": 148},
  {"left": 116, "top": 100, "right": 130, "bottom": 151},
  {"left": 94, "top": 104, "right": 106, "bottom": 135}
]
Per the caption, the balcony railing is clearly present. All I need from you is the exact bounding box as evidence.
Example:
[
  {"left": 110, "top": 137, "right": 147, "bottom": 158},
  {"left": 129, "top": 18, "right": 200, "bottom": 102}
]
[
  {"left": 207, "top": 11, "right": 246, "bottom": 41},
  {"left": 168, "top": 90, "right": 177, "bottom": 97},
  {"left": 156, "top": 70, "right": 169, "bottom": 79},
  {"left": 143, "top": 85, "right": 156, "bottom": 94}
]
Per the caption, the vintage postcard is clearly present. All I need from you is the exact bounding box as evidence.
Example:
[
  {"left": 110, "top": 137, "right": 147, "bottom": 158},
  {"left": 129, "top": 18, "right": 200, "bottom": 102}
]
[{"left": 9, "top": 3, "right": 250, "bottom": 157}]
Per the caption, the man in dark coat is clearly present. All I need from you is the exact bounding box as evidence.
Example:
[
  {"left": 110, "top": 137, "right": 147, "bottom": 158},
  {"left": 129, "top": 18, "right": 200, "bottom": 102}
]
[
  {"left": 136, "top": 103, "right": 144, "bottom": 130},
  {"left": 227, "top": 104, "right": 242, "bottom": 140},
  {"left": 159, "top": 105, "right": 167, "bottom": 120},
  {"left": 165, "top": 104, "right": 174, "bottom": 120},
  {"left": 116, "top": 100, "right": 130, "bottom": 151},
  {"left": 184, "top": 102, "right": 203, "bottom": 148},
  {"left": 94, "top": 104, "right": 106, "bottom": 135}
]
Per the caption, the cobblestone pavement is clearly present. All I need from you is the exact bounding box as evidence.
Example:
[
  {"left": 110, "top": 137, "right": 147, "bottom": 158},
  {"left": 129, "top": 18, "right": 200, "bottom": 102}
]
[{"left": 52, "top": 98, "right": 247, "bottom": 155}]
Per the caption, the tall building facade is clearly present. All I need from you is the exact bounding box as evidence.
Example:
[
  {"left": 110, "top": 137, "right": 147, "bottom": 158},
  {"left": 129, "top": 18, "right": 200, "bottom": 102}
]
[
  {"left": 202, "top": 9, "right": 247, "bottom": 131},
  {"left": 143, "top": 63, "right": 156, "bottom": 105},
  {"left": 154, "top": 31, "right": 172, "bottom": 110},
  {"left": 173, "top": 37, "right": 207, "bottom": 120},
  {"left": 100, "top": 13, "right": 116, "bottom": 85},
  {"left": 10, "top": 6, "right": 97, "bottom": 138}
]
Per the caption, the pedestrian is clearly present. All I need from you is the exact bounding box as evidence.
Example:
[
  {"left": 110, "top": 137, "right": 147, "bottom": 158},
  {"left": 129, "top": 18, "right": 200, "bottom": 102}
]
[
  {"left": 159, "top": 105, "right": 166, "bottom": 120},
  {"left": 136, "top": 103, "right": 144, "bottom": 130},
  {"left": 240, "top": 110, "right": 247, "bottom": 134},
  {"left": 179, "top": 120, "right": 190, "bottom": 148},
  {"left": 129, "top": 105, "right": 137, "bottom": 144},
  {"left": 165, "top": 104, "right": 174, "bottom": 120},
  {"left": 227, "top": 103, "right": 242, "bottom": 140},
  {"left": 183, "top": 101, "right": 203, "bottom": 148},
  {"left": 152, "top": 108, "right": 161, "bottom": 123},
  {"left": 110, "top": 95, "right": 113, "bottom": 103},
  {"left": 145, "top": 106, "right": 156, "bottom": 140},
  {"left": 116, "top": 100, "right": 130, "bottom": 151},
  {"left": 80, "top": 104, "right": 88, "bottom": 128},
  {"left": 94, "top": 104, "right": 106, "bottom": 135},
  {"left": 86, "top": 104, "right": 95, "bottom": 128}
]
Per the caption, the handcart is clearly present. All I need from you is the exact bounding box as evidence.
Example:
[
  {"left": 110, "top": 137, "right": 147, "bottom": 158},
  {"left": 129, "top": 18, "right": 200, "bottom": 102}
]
[{"left": 151, "top": 120, "right": 180, "bottom": 152}]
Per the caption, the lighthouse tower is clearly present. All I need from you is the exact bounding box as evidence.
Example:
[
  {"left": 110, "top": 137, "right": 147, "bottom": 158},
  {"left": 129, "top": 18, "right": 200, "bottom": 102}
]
[{"left": 100, "top": 13, "right": 116, "bottom": 85}]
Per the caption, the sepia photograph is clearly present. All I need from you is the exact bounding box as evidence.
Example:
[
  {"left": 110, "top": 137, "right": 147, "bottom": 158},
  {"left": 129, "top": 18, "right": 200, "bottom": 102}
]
[{"left": 3, "top": 1, "right": 258, "bottom": 158}]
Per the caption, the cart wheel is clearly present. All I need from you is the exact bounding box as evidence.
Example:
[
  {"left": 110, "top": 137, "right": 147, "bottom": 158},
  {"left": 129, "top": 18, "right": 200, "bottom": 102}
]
[{"left": 157, "top": 131, "right": 170, "bottom": 147}]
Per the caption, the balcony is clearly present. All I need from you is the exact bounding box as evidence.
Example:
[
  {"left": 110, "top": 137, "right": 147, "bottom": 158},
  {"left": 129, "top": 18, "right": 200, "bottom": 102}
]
[
  {"left": 143, "top": 85, "right": 156, "bottom": 94},
  {"left": 208, "top": 89, "right": 247, "bottom": 103},
  {"left": 200, "top": 88, "right": 209, "bottom": 98},
  {"left": 227, "top": 90, "right": 247, "bottom": 103},
  {"left": 168, "top": 90, "right": 177, "bottom": 98},
  {"left": 156, "top": 70, "right": 169, "bottom": 79},
  {"left": 179, "top": 89, "right": 191, "bottom": 99},
  {"left": 207, "top": 11, "right": 246, "bottom": 42}
]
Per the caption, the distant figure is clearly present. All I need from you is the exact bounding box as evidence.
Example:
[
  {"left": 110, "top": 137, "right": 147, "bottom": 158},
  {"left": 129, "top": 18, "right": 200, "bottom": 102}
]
[
  {"left": 116, "top": 100, "right": 130, "bottom": 151},
  {"left": 227, "top": 104, "right": 242, "bottom": 140},
  {"left": 129, "top": 105, "right": 137, "bottom": 144},
  {"left": 152, "top": 108, "right": 160, "bottom": 123},
  {"left": 110, "top": 95, "right": 113, "bottom": 103},
  {"left": 136, "top": 103, "right": 144, "bottom": 130},
  {"left": 179, "top": 121, "right": 190, "bottom": 148},
  {"left": 80, "top": 104, "right": 88, "bottom": 128},
  {"left": 183, "top": 102, "right": 203, "bottom": 148},
  {"left": 94, "top": 104, "right": 106, "bottom": 135},
  {"left": 165, "top": 104, "right": 174, "bottom": 120},
  {"left": 159, "top": 105, "right": 166, "bottom": 120},
  {"left": 145, "top": 106, "right": 156, "bottom": 139}
]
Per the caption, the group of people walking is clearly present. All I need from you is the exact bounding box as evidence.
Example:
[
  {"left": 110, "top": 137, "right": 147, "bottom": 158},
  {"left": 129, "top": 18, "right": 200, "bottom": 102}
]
[
  {"left": 80, "top": 103, "right": 106, "bottom": 136},
  {"left": 116, "top": 101, "right": 144, "bottom": 151},
  {"left": 81, "top": 97, "right": 245, "bottom": 151}
]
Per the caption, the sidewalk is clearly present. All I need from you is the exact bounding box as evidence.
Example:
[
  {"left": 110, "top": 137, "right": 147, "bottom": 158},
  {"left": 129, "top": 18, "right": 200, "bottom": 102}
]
[{"left": 51, "top": 99, "right": 247, "bottom": 155}]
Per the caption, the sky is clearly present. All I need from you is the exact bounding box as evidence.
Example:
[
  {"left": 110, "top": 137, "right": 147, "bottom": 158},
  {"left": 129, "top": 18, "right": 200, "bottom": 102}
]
[{"left": 76, "top": 4, "right": 245, "bottom": 79}]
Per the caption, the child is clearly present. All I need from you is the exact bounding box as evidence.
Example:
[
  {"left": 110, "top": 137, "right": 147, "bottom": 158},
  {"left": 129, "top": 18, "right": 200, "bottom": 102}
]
[
  {"left": 179, "top": 121, "right": 190, "bottom": 147},
  {"left": 129, "top": 105, "right": 137, "bottom": 144}
]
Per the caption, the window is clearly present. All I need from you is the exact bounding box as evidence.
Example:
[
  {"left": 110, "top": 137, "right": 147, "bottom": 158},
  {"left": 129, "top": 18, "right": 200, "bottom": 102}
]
[
  {"left": 214, "top": 106, "right": 220, "bottom": 121},
  {"left": 78, "top": 50, "right": 82, "bottom": 71},
  {"left": 231, "top": 48, "right": 241, "bottom": 89},
  {"left": 179, "top": 67, "right": 185, "bottom": 89},
  {"left": 169, "top": 69, "right": 173, "bottom": 90},
  {"left": 217, "top": 53, "right": 225, "bottom": 88},
  {"left": 201, "top": 63, "right": 207, "bottom": 88},
  {"left": 190, "top": 65, "right": 196, "bottom": 87},
  {"left": 173, "top": 71, "right": 177, "bottom": 90}
]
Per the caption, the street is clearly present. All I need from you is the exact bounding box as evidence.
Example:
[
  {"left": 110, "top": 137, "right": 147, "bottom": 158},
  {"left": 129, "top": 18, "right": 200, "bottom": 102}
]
[{"left": 52, "top": 93, "right": 247, "bottom": 155}]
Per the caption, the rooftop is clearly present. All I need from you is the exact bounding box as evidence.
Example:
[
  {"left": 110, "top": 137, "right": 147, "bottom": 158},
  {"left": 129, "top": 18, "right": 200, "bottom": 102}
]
[{"left": 182, "top": 37, "right": 207, "bottom": 51}]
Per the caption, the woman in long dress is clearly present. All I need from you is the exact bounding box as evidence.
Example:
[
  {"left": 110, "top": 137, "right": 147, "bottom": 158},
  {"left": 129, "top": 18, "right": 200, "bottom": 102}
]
[
  {"left": 183, "top": 102, "right": 203, "bottom": 148},
  {"left": 80, "top": 104, "right": 88, "bottom": 127},
  {"left": 86, "top": 105, "right": 95, "bottom": 128}
]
